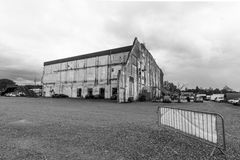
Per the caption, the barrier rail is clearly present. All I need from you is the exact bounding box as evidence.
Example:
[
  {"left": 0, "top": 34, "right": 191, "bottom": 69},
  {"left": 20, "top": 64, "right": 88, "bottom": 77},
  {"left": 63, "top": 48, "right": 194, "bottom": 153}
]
[{"left": 157, "top": 106, "right": 226, "bottom": 159}]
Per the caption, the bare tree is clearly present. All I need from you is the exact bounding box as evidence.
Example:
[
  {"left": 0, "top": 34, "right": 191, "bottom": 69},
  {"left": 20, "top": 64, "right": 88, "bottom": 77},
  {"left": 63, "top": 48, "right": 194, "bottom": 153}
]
[{"left": 176, "top": 83, "right": 186, "bottom": 103}]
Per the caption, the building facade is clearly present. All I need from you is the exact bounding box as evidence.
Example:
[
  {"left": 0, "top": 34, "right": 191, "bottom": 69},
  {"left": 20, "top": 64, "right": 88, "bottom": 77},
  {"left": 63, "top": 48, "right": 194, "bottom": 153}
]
[{"left": 42, "top": 38, "right": 164, "bottom": 102}]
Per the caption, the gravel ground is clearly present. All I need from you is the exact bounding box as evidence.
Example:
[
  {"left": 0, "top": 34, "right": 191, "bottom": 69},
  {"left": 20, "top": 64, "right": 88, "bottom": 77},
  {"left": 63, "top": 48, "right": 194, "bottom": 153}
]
[{"left": 0, "top": 97, "right": 239, "bottom": 160}]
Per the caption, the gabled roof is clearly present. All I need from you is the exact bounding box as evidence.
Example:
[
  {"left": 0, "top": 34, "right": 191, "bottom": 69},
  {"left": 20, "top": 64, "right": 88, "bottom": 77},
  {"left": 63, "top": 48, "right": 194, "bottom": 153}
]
[{"left": 44, "top": 45, "right": 133, "bottom": 66}]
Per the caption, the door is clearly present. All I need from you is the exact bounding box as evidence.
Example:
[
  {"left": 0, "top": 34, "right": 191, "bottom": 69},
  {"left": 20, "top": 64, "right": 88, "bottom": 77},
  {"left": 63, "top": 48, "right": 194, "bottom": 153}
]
[
  {"left": 99, "top": 88, "right": 105, "bottom": 99},
  {"left": 77, "top": 88, "right": 82, "bottom": 97},
  {"left": 88, "top": 88, "right": 93, "bottom": 96}
]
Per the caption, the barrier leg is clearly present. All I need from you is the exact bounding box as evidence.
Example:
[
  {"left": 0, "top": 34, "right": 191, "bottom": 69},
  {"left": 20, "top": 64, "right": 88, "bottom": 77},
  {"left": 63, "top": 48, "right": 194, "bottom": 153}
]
[
  {"left": 209, "top": 147, "right": 216, "bottom": 159},
  {"left": 218, "top": 148, "right": 227, "bottom": 160},
  {"left": 209, "top": 147, "right": 227, "bottom": 160}
]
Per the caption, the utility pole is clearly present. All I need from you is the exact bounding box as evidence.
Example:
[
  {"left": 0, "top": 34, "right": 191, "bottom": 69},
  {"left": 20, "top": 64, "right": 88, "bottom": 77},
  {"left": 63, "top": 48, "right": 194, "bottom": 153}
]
[{"left": 34, "top": 75, "right": 37, "bottom": 86}]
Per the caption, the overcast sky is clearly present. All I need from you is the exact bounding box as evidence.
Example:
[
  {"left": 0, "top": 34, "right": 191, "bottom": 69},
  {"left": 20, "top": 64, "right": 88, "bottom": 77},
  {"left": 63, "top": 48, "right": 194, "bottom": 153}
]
[{"left": 0, "top": 0, "right": 239, "bottom": 90}]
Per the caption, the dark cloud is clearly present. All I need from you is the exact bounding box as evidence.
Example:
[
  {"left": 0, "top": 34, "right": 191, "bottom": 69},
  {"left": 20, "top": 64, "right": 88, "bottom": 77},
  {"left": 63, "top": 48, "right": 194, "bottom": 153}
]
[
  {"left": 0, "top": 43, "right": 42, "bottom": 83},
  {"left": 0, "top": 69, "right": 41, "bottom": 82}
]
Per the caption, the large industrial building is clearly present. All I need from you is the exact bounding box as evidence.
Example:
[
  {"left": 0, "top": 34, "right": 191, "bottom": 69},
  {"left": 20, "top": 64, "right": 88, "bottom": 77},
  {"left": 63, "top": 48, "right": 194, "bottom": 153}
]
[{"left": 42, "top": 38, "right": 164, "bottom": 102}]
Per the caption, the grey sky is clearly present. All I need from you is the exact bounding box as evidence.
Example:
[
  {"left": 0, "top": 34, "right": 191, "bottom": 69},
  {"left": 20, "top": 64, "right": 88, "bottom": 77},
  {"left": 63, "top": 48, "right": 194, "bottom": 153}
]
[{"left": 0, "top": 1, "right": 239, "bottom": 90}]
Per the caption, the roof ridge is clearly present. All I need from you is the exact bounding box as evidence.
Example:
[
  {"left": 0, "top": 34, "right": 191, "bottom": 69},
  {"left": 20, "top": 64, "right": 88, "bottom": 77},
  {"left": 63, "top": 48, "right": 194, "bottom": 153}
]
[{"left": 44, "top": 45, "right": 133, "bottom": 66}]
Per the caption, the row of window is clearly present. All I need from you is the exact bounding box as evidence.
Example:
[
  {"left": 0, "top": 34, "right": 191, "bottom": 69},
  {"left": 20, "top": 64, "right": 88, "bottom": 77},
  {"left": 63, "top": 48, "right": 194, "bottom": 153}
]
[
  {"left": 77, "top": 87, "right": 117, "bottom": 98},
  {"left": 45, "top": 53, "right": 128, "bottom": 74}
]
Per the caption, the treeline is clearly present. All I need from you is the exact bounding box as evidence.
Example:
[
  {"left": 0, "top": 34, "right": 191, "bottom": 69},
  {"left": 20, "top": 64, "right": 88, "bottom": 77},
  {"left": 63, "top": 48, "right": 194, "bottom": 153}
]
[
  {"left": 164, "top": 81, "right": 237, "bottom": 95},
  {"left": 0, "top": 79, "right": 16, "bottom": 91},
  {"left": 184, "top": 86, "right": 237, "bottom": 95},
  {"left": 0, "top": 79, "right": 42, "bottom": 91}
]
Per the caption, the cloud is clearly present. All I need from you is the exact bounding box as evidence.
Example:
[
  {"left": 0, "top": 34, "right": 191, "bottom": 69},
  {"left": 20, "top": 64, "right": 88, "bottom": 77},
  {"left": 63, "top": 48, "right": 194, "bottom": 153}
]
[
  {"left": 98, "top": 1, "right": 240, "bottom": 90},
  {"left": 0, "top": 1, "right": 239, "bottom": 90}
]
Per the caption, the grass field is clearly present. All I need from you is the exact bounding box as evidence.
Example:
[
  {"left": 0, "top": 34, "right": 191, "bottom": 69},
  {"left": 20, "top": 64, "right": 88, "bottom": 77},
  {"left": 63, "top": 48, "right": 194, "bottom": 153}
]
[{"left": 0, "top": 97, "right": 239, "bottom": 160}]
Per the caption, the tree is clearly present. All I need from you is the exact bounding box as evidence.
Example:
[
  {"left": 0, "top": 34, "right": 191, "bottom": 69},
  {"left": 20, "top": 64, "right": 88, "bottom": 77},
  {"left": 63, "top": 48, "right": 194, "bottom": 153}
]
[
  {"left": 163, "top": 81, "right": 178, "bottom": 93},
  {"left": 177, "top": 83, "right": 186, "bottom": 91},
  {"left": 195, "top": 86, "right": 200, "bottom": 94},
  {"left": 0, "top": 79, "right": 16, "bottom": 91},
  {"left": 176, "top": 83, "right": 186, "bottom": 103},
  {"left": 221, "top": 85, "right": 234, "bottom": 94},
  {"left": 213, "top": 88, "right": 221, "bottom": 94}
]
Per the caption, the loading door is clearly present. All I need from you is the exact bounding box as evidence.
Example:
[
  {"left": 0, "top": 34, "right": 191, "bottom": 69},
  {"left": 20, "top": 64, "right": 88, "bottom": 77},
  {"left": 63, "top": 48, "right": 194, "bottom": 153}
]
[
  {"left": 99, "top": 88, "right": 105, "bottom": 99},
  {"left": 77, "top": 88, "right": 82, "bottom": 97}
]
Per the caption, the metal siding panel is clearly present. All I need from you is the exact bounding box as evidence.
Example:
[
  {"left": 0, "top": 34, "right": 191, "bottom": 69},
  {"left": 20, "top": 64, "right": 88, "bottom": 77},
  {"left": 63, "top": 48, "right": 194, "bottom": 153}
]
[
  {"left": 52, "top": 64, "right": 60, "bottom": 72},
  {"left": 105, "top": 85, "right": 111, "bottom": 98},
  {"left": 67, "top": 61, "right": 76, "bottom": 69},
  {"left": 75, "top": 69, "right": 85, "bottom": 82},
  {"left": 45, "top": 65, "right": 51, "bottom": 74},
  {"left": 111, "top": 65, "right": 121, "bottom": 79},
  {"left": 67, "top": 70, "right": 74, "bottom": 82},
  {"left": 61, "top": 71, "right": 67, "bottom": 82},
  {"left": 110, "top": 52, "right": 128, "bottom": 64},
  {"left": 76, "top": 59, "right": 85, "bottom": 68},
  {"left": 62, "top": 85, "right": 71, "bottom": 97},
  {"left": 98, "top": 55, "right": 108, "bottom": 65},
  {"left": 43, "top": 74, "right": 48, "bottom": 83},
  {"left": 93, "top": 86, "right": 99, "bottom": 95},
  {"left": 61, "top": 62, "right": 68, "bottom": 70},
  {"left": 86, "top": 57, "right": 95, "bottom": 67},
  {"left": 87, "top": 68, "right": 95, "bottom": 81},
  {"left": 98, "top": 66, "right": 107, "bottom": 82}
]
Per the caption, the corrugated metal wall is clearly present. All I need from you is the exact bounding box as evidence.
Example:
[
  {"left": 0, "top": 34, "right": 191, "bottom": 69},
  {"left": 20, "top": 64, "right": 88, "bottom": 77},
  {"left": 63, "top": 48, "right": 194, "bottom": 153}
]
[
  {"left": 42, "top": 52, "right": 128, "bottom": 98},
  {"left": 42, "top": 39, "right": 164, "bottom": 102}
]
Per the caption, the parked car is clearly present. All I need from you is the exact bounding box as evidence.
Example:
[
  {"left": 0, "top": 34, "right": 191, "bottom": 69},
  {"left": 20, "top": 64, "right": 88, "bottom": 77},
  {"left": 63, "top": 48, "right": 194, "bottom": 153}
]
[
  {"left": 215, "top": 97, "right": 224, "bottom": 103},
  {"left": 228, "top": 98, "right": 240, "bottom": 104},
  {"left": 194, "top": 97, "right": 203, "bottom": 103},
  {"left": 52, "top": 94, "right": 69, "bottom": 98},
  {"left": 233, "top": 99, "right": 240, "bottom": 106},
  {"left": 5, "top": 93, "right": 17, "bottom": 97},
  {"left": 17, "top": 91, "right": 25, "bottom": 97},
  {"left": 190, "top": 96, "right": 195, "bottom": 102},
  {"left": 205, "top": 95, "right": 211, "bottom": 101},
  {"left": 180, "top": 97, "right": 188, "bottom": 103}
]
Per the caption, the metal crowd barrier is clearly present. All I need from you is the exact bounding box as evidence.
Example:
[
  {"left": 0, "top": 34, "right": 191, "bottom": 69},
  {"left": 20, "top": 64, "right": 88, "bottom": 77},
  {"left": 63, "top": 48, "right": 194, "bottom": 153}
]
[{"left": 157, "top": 106, "right": 227, "bottom": 159}]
